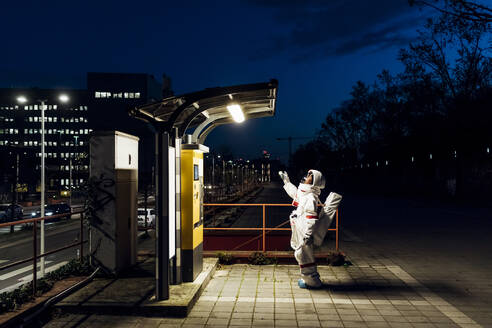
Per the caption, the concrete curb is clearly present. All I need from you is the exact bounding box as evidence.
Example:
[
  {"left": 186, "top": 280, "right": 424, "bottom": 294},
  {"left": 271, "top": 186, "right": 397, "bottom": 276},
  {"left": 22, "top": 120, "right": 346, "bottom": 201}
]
[{"left": 54, "top": 257, "right": 218, "bottom": 317}]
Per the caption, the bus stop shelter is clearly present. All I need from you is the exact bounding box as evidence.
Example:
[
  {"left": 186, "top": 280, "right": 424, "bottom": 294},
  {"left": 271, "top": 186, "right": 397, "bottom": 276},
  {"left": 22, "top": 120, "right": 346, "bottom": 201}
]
[{"left": 129, "top": 79, "right": 278, "bottom": 300}]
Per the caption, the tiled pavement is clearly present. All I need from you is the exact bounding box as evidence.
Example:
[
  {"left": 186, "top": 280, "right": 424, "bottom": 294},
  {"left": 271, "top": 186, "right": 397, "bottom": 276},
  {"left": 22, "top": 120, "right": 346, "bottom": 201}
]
[{"left": 45, "top": 262, "right": 487, "bottom": 327}]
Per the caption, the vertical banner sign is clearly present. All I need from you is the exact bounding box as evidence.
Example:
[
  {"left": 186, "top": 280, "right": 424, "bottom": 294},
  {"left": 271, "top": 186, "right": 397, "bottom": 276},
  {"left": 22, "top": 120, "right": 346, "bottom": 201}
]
[{"left": 168, "top": 147, "right": 176, "bottom": 259}]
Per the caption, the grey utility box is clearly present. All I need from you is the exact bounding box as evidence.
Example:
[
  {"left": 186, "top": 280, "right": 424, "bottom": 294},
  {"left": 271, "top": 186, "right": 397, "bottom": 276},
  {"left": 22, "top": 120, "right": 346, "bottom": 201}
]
[{"left": 89, "top": 131, "right": 139, "bottom": 274}]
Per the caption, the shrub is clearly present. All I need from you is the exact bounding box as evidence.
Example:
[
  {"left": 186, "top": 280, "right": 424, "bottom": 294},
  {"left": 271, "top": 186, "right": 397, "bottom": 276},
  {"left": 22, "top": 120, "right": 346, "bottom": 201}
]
[
  {"left": 248, "top": 252, "right": 276, "bottom": 265},
  {"left": 326, "top": 252, "right": 346, "bottom": 266},
  {"left": 0, "top": 257, "right": 94, "bottom": 315},
  {"left": 216, "top": 252, "right": 234, "bottom": 265}
]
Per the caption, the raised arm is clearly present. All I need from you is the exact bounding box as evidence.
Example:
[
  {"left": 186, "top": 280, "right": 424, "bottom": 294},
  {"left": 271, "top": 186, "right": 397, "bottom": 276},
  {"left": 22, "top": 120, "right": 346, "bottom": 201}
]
[{"left": 279, "top": 171, "right": 297, "bottom": 199}]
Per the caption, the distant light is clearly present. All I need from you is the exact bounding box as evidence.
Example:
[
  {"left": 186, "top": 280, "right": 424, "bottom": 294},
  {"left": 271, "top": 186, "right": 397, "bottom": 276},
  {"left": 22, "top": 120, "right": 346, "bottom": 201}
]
[
  {"left": 227, "top": 104, "right": 245, "bottom": 123},
  {"left": 487, "top": 147, "right": 490, "bottom": 154},
  {"left": 385, "top": 160, "right": 389, "bottom": 166},
  {"left": 429, "top": 153, "right": 433, "bottom": 160},
  {"left": 411, "top": 156, "right": 414, "bottom": 162},
  {"left": 454, "top": 150, "right": 457, "bottom": 158},
  {"left": 59, "top": 94, "right": 69, "bottom": 103},
  {"left": 17, "top": 96, "right": 27, "bottom": 103}
]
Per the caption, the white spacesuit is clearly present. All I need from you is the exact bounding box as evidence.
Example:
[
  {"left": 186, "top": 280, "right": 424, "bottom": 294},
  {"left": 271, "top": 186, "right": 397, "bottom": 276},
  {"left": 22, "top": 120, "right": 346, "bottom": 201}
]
[{"left": 279, "top": 169, "right": 342, "bottom": 289}]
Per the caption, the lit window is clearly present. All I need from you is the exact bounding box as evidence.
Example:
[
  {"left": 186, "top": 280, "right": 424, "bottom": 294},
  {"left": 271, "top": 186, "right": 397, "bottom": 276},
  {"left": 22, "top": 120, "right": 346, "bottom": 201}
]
[
  {"left": 135, "top": 92, "right": 140, "bottom": 98},
  {"left": 129, "top": 93, "right": 134, "bottom": 98},
  {"left": 53, "top": 105, "right": 57, "bottom": 110},
  {"left": 124, "top": 92, "right": 128, "bottom": 98},
  {"left": 24, "top": 141, "right": 28, "bottom": 146},
  {"left": 95, "top": 92, "right": 101, "bottom": 98}
]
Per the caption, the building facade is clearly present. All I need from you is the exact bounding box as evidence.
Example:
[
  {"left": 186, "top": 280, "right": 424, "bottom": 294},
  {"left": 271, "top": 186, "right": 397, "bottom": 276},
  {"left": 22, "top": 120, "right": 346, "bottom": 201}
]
[
  {"left": 0, "top": 72, "right": 167, "bottom": 200},
  {"left": 0, "top": 88, "right": 90, "bottom": 199},
  {"left": 87, "top": 72, "right": 165, "bottom": 189}
]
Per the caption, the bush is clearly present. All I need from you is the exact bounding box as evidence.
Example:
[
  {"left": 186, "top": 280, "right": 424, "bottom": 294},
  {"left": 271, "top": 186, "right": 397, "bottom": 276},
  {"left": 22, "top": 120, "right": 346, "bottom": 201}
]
[
  {"left": 326, "top": 252, "right": 346, "bottom": 266},
  {"left": 216, "top": 252, "right": 234, "bottom": 265},
  {"left": 0, "top": 257, "right": 94, "bottom": 315},
  {"left": 248, "top": 252, "right": 276, "bottom": 265}
]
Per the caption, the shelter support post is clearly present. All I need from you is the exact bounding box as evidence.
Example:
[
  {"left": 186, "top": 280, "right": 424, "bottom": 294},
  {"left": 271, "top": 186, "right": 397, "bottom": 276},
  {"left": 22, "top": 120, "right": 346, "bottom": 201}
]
[{"left": 156, "top": 132, "right": 170, "bottom": 300}]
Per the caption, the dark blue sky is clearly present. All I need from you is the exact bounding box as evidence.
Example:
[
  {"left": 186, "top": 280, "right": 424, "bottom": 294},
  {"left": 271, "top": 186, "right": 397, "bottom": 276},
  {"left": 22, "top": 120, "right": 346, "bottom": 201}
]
[{"left": 0, "top": 0, "right": 429, "bottom": 163}]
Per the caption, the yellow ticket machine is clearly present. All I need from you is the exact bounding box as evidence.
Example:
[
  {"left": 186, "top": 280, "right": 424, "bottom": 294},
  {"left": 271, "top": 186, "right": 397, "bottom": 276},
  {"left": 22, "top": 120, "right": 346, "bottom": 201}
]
[{"left": 181, "top": 143, "right": 209, "bottom": 282}]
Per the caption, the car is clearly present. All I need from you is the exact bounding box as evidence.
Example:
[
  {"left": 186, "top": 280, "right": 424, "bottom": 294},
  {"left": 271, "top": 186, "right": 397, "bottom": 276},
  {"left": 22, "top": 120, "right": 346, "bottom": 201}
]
[
  {"left": 31, "top": 203, "right": 71, "bottom": 221},
  {"left": 137, "top": 208, "right": 155, "bottom": 228},
  {"left": 0, "top": 204, "right": 24, "bottom": 223}
]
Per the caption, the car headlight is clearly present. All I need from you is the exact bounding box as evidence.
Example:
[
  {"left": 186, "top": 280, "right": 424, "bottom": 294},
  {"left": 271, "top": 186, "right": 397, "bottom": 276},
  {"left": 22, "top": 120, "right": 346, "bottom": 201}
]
[
  {"left": 32, "top": 212, "right": 36, "bottom": 216},
  {"left": 46, "top": 212, "right": 53, "bottom": 216}
]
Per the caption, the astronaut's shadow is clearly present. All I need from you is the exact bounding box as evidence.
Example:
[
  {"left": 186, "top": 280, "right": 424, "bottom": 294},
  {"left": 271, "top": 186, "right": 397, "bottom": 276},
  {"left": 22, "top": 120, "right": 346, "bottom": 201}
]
[{"left": 319, "top": 281, "right": 466, "bottom": 296}]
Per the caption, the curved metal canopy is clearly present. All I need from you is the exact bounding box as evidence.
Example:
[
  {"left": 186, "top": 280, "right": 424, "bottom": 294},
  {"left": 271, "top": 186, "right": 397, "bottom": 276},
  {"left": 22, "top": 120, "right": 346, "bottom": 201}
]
[{"left": 129, "top": 79, "right": 278, "bottom": 140}]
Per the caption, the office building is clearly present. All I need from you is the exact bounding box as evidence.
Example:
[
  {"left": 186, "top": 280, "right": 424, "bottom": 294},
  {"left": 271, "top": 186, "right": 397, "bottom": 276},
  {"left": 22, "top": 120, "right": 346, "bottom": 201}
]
[{"left": 0, "top": 88, "right": 90, "bottom": 198}]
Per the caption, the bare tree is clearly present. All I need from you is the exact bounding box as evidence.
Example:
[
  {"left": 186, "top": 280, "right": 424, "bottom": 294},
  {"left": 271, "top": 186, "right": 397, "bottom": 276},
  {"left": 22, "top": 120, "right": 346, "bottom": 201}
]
[{"left": 410, "top": 0, "right": 492, "bottom": 23}]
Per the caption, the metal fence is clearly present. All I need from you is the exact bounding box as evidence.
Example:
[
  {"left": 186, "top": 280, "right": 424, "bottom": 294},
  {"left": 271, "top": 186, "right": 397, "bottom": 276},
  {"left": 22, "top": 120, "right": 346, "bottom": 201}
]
[
  {"left": 0, "top": 210, "right": 87, "bottom": 295},
  {"left": 203, "top": 203, "right": 339, "bottom": 254}
]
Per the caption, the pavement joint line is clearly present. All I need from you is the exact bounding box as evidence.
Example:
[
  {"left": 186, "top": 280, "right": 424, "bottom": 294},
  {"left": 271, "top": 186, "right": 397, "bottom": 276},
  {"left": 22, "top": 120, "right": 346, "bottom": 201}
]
[{"left": 386, "top": 264, "right": 480, "bottom": 328}]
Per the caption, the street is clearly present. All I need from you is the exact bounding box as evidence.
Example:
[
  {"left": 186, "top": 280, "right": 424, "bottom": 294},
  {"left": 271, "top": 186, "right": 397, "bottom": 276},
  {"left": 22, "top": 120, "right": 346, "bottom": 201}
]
[{"left": 0, "top": 218, "right": 87, "bottom": 293}]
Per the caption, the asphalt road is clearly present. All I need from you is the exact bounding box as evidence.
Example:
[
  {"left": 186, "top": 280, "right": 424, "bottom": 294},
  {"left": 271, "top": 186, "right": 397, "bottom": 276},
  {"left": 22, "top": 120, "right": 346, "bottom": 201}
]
[{"left": 0, "top": 218, "right": 88, "bottom": 293}]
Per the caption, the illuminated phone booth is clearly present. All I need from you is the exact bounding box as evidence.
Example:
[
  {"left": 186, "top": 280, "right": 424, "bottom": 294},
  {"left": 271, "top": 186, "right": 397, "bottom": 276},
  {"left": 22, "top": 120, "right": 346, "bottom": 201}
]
[
  {"left": 89, "top": 131, "right": 138, "bottom": 274},
  {"left": 181, "top": 142, "right": 209, "bottom": 282}
]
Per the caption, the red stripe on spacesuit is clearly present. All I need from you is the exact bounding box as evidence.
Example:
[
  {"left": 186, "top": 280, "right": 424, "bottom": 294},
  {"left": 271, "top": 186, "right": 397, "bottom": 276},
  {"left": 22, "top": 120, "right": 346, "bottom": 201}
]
[
  {"left": 299, "top": 262, "right": 316, "bottom": 268},
  {"left": 292, "top": 201, "right": 299, "bottom": 207},
  {"left": 306, "top": 215, "right": 318, "bottom": 219}
]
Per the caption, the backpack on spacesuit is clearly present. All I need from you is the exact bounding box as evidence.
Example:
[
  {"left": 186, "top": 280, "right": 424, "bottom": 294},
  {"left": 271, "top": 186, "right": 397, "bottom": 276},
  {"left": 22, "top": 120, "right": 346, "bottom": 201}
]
[
  {"left": 312, "top": 192, "right": 342, "bottom": 246},
  {"left": 290, "top": 191, "right": 342, "bottom": 249}
]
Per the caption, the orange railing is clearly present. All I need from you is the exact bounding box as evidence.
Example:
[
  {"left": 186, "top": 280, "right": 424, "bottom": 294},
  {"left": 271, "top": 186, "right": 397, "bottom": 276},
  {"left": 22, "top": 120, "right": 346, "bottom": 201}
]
[{"left": 203, "top": 204, "right": 339, "bottom": 252}]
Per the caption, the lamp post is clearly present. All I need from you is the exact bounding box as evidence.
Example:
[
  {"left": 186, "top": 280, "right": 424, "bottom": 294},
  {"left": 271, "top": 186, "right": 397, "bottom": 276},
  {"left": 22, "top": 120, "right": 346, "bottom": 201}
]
[
  {"left": 70, "top": 135, "right": 79, "bottom": 207},
  {"left": 17, "top": 94, "right": 69, "bottom": 277}
]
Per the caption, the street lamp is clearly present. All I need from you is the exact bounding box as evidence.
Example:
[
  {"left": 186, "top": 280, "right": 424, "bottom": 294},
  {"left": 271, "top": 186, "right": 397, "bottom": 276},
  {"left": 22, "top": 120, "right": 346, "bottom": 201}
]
[
  {"left": 227, "top": 104, "right": 245, "bottom": 123},
  {"left": 17, "top": 94, "right": 69, "bottom": 277}
]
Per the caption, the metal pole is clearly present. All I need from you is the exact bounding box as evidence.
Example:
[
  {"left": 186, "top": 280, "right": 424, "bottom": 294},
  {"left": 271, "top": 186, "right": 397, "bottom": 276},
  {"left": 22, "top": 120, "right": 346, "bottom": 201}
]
[
  {"left": 212, "top": 156, "right": 215, "bottom": 188},
  {"left": 69, "top": 157, "right": 72, "bottom": 207},
  {"left": 156, "top": 132, "right": 169, "bottom": 300},
  {"left": 40, "top": 100, "right": 46, "bottom": 277},
  {"left": 33, "top": 220, "right": 37, "bottom": 296},
  {"left": 80, "top": 212, "right": 84, "bottom": 260},
  {"left": 262, "top": 205, "right": 266, "bottom": 252},
  {"left": 173, "top": 131, "right": 182, "bottom": 284},
  {"left": 336, "top": 209, "right": 339, "bottom": 251}
]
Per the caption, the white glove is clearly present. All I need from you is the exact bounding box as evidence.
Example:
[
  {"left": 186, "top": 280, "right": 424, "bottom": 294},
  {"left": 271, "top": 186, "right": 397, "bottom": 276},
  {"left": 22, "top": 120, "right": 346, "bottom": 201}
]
[{"left": 278, "top": 171, "right": 290, "bottom": 184}]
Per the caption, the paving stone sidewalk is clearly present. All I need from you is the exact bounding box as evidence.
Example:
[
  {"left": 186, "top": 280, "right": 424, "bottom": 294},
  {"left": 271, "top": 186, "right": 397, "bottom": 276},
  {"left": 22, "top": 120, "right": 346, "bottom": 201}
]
[{"left": 45, "top": 261, "right": 485, "bottom": 328}]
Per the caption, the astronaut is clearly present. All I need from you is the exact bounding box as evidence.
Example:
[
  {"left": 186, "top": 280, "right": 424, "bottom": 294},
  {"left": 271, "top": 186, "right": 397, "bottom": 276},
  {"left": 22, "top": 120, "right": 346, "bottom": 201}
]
[{"left": 279, "top": 169, "right": 342, "bottom": 289}]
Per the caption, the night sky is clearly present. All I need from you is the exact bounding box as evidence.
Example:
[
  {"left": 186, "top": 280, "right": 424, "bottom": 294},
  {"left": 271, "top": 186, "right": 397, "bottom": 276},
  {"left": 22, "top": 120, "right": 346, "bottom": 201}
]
[{"left": 0, "top": 1, "right": 430, "bottom": 163}]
